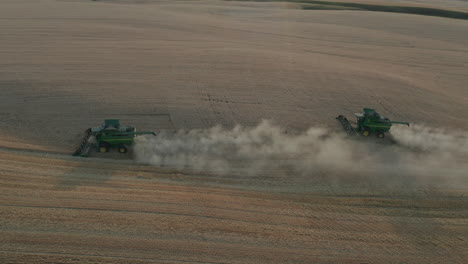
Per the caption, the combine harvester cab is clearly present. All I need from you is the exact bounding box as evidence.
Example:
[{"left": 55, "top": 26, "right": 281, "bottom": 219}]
[
  {"left": 337, "top": 108, "right": 409, "bottom": 138},
  {"left": 73, "top": 119, "right": 156, "bottom": 157}
]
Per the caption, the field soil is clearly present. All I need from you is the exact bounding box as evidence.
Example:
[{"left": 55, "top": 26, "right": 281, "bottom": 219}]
[{"left": 1, "top": 0, "right": 467, "bottom": 263}]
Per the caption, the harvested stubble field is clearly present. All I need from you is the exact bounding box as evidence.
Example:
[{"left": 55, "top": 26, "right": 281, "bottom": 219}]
[{"left": 0, "top": 0, "right": 467, "bottom": 263}]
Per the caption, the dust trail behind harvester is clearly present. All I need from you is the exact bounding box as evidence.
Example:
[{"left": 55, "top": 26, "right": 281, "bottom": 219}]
[{"left": 134, "top": 120, "right": 468, "bottom": 188}]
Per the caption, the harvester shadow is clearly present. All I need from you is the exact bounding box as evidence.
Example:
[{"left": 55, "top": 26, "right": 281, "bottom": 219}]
[{"left": 56, "top": 155, "right": 124, "bottom": 190}]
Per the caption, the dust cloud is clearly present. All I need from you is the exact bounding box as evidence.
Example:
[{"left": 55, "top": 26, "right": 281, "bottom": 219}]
[{"left": 134, "top": 120, "right": 468, "bottom": 187}]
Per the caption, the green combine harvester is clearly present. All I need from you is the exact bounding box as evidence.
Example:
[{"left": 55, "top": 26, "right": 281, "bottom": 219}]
[
  {"left": 337, "top": 108, "right": 409, "bottom": 138},
  {"left": 73, "top": 119, "right": 156, "bottom": 157}
]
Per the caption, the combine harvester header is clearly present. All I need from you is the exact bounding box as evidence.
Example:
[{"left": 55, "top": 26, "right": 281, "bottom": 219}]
[
  {"left": 73, "top": 119, "right": 156, "bottom": 157},
  {"left": 337, "top": 108, "right": 409, "bottom": 138}
]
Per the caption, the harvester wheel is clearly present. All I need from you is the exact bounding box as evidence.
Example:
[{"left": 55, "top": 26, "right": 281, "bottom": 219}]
[
  {"left": 362, "top": 128, "right": 370, "bottom": 137},
  {"left": 377, "top": 132, "right": 385, "bottom": 138},
  {"left": 99, "top": 146, "right": 108, "bottom": 153},
  {"left": 118, "top": 145, "right": 128, "bottom": 153},
  {"left": 99, "top": 143, "right": 110, "bottom": 153}
]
